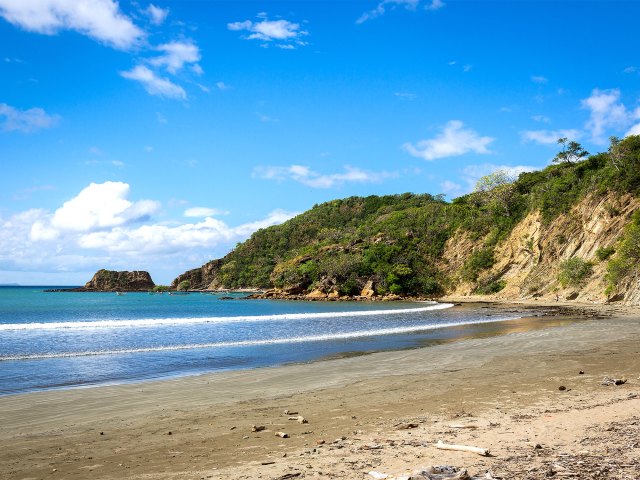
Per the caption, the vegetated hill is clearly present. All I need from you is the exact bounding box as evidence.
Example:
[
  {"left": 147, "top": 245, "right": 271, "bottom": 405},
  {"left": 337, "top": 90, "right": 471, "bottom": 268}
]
[{"left": 173, "top": 135, "right": 640, "bottom": 304}]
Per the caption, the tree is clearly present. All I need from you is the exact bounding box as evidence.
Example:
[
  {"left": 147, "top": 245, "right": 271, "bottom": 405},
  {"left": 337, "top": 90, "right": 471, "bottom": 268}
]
[
  {"left": 474, "top": 169, "right": 517, "bottom": 216},
  {"left": 177, "top": 280, "right": 191, "bottom": 291},
  {"left": 608, "top": 136, "right": 627, "bottom": 171},
  {"left": 553, "top": 137, "right": 589, "bottom": 165}
]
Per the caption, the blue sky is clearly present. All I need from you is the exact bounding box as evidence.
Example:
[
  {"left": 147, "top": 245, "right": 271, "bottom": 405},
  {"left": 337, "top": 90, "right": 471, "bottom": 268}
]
[{"left": 1, "top": 0, "right": 639, "bottom": 285}]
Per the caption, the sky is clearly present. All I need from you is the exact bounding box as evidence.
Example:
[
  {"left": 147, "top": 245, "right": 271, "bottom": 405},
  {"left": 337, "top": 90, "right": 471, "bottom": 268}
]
[{"left": 1, "top": 0, "right": 640, "bottom": 285}]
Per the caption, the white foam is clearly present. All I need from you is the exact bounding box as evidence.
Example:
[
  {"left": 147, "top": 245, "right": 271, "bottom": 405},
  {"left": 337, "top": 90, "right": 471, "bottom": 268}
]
[
  {"left": 1, "top": 315, "right": 520, "bottom": 361},
  {"left": 0, "top": 303, "right": 453, "bottom": 331}
]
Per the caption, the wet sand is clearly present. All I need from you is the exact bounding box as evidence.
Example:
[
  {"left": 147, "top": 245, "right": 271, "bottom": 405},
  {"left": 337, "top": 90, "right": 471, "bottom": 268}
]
[{"left": 1, "top": 302, "right": 639, "bottom": 479}]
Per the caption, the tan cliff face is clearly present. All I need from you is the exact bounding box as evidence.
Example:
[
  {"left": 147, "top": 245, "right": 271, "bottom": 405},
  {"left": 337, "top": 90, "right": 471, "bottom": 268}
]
[{"left": 442, "top": 192, "right": 640, "bottom": 305}]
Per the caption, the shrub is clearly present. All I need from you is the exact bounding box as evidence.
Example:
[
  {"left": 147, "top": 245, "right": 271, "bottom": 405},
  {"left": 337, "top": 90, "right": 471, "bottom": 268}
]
[
  {"left": 595, "top": 246, "right": 615, "bottom": 262},
  {"left": 461, "top": 248, "right": 495, "bottom": 283},
  {"left": 177, "top": 280, "right": 191, "bottom": 291},
  {"left": 557, "top": 258, "right": 593, "bottom": 287},
  {"left": 606, "top": 210, "right": 640, "bottom": 292}
]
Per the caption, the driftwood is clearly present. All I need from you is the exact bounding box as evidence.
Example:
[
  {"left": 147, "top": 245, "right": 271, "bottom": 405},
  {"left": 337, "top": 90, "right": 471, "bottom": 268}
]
[
  {"left": 448, "top": 424, "right": 479, "bottom": 429},
  {"left": 288, "top": 415, "right": 308, "bottom": 424},
  {"left": 436, "top": 440, "right": 490, "bottom": 456},
  {"left": 601, "top": 376, "right": 627, "bottom": 386}
]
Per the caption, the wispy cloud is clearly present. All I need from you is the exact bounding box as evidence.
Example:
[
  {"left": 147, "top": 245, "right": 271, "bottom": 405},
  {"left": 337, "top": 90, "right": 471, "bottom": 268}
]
[
  {"left": 149, "top": 41, "right": 202, "bottom": 74},
  {"left": 184, "top": 207, "right": 229, "bottom": 218},
  {"left": 531, "top": 75, "right": 548, "bottom": 84},
  {"left": 394, "top": 92, "right": 417, "bottom": 100},
  {"left": 0, "top": 0, "right": 144, "bottom": 50},
  {"left": 521, "top": 129, "right": 582, "bottom": 145},
  {"left": 0, "top": 103, "right": 60, "bottom": 133},
  {"left": 254, "top": 164, "right": 397, "bottom": 189},
  {"left": 403, "top": 120, "right": 494, "bottom": 161},
  {"left": 228, "top": 14, "right": 308, "bottom": 48},
  {"left": 144, "top": 4, "right": 169, "bottom": 26},
  {"left": 120, "top": 65, "right": 187, "bottom": 100},
  {"left": 357, "top": 0, "right": 443, "bottom": 24},
  {"left": 581, "top": 88, "right": 636, "bottom": 144}
]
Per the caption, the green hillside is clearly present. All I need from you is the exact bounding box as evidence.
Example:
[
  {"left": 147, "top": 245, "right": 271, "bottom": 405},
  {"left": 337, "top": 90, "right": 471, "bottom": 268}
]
[{"left": 173, "top": 136, "right": 640, "bottom": 297}]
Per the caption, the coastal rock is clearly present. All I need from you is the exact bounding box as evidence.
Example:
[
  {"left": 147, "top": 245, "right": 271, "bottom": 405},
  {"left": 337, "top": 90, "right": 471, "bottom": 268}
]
[
  {"left": 361, "top": 280, "right": 376, "bottom": 298},
  {"left": 306, "top": 289, "right": 327, "bottom": 300},
  {"left": 170, "top": 259, "right": 223, "bottom": 291},
  {"left": 79, "top": 269, "right": 155, "bottom": 292}
]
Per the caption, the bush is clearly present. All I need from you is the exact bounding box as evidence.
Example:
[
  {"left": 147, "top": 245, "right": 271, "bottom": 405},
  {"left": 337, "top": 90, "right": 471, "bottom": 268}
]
[
  {"left": 461, "top": 248, "right": 495, "bottom": 283},
  {"left": 177, "top": 280, "right": 191, "bottom": 291},
  {"left": 606, "top": 210, "right": 640, "bottom": 292},
  {"left": 595, "top": 246, "right": 615, "bottom": 261},
  {"left": 475, "top": 279, "right": 506, "bottom": 295},
  {"left": 558, "top": 258, "right": 593, "bottom": 287},
  {"left": 152, "top": 285, "right": 170, "bottom": 292}
]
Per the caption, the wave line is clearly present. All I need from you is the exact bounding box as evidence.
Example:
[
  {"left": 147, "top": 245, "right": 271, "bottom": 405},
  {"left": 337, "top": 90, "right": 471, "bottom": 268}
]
[
  {"left": 0, "top": 303, "right": 453, "bottom": 331},
  {"left": 1, "top": 315, "right": 520, "bottom": 361}
]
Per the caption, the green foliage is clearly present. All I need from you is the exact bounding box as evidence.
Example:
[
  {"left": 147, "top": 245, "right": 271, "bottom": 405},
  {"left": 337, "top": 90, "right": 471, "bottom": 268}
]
[
  {"left": 152, "top": 285, "right": 170, "bottom": 292},
  {"left": 595, "top": 246, "right": 615, "bottom": 262},
  {"left": 180, "top": 136, "right": 640, "bottom": 297},
  {"left": 557, "top": 257, "right": 593, "bottom": 287},
  {"left": 177, "top": 280, "right": 191, "bottom": 291},
  {"left": 475, "top": 279, "right": 506, "bottom": 295},
  {"left": 461, "top": 248, "right": 495, "bottom": 283},
  {"left": 553, "top": 137, "right": 589, "bottom": 165},
  {"left": 606, "top": 210, "right": 640, "bottom": 292}
]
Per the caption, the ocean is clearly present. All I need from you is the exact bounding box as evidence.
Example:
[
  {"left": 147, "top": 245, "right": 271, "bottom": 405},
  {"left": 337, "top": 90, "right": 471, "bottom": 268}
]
[{"left": 0, "top": 286, "right": 528, "bottom": 396}]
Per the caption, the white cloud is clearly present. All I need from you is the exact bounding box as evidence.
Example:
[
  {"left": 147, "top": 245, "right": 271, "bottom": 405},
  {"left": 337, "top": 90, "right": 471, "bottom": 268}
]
[
  {"left": 254, "top": 164, "right": 397, "bottom": 189},
  {"left": 357, "top": 0, "right": 442, "bottom": 23},
  {"left": 581, "top": 88, "right": 631, "bottom": 144},
  {"left": 403, "top": 120, "right": 494, "bottom": 161},
  {"left": 120, "top": 65, "right": 187, "bottom": 100},
  {"left": 0, "top": 182, "right": 297, "bottom": 279},
  {"left": 149, "top": 40, "right": 201, "bottom": 74},
  {"left": 228, "top": 16, "right": 308, "bottom": 48},
  {"left": 531, "top": 115, "right": 550, "bottom": 123},
  {"left": 77, "top": 209, "right": 297, "bottom": 253},
  {"left": 425, "top": 0, "right": 445, "bottom": 11},
  {"left": 0, "top": 103, "right": 60, "bottom": 132},
  {"left": 144, "top": 4, "right": 168, "bottom": 25},
  {"left": 216, "top": 81, "right": 230, "bottom": 91},
  {"left": 623, "top": 66, "right": 637, "bottom": 74},
  {"left": 440, "top": 180, "right": 463, "bottom": 197},
  {"left": 521, "top": 129, "right": 582, "bottom": 145},
  {"left": 531, "top": 75, "right": 548, "bottom": 84},
  {"left": 627, "top": 123, "right": 640, "bottom": 137},
  {"left": 47, "top": 181, "right": 159, "bottom": 233},
  {"left": 184, "top": 207, "right": 229, "bottom": 218},
  {"left": 0, "top": 0, "right": 144, "bottom": 49}
]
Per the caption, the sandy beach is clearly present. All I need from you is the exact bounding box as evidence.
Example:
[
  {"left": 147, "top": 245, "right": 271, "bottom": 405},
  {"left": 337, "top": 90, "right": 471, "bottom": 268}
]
[{"left": 1, "top": 301, "right": 639, "bottom": 479}]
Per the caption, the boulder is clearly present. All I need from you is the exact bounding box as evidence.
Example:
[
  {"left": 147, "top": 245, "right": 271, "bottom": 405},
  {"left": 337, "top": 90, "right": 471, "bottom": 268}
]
[
  {"left": 81, "top": 269, "right": 155, "bottom": 292},
  {"left": 360, "top": 280, "right": 376, "bottom": 298}
]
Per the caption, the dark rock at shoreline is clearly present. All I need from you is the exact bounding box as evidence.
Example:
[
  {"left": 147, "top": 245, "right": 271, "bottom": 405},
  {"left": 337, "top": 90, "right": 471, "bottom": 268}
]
[{"left": 49, "top": 269, "right": 156, "bottom": 292}]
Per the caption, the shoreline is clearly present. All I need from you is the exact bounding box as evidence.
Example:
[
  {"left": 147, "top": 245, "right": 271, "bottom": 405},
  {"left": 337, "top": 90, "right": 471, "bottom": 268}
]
[
  {"left": 1, "top": 301, "right": 638, "bottom": 479},
  {"left": 1, "top": 301, "right": 585, "bottom": 397}
]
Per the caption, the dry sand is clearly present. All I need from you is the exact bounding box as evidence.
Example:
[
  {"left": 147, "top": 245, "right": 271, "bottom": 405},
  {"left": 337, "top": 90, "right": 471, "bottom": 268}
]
[{"left": 1, "top": 301, "right": 639, "bottom": 479}]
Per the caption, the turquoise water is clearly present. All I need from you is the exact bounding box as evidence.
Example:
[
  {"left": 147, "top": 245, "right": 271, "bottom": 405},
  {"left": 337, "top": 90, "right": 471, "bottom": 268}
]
[{"left": 0, "top": 287, "right": 522, "bottom": 395}]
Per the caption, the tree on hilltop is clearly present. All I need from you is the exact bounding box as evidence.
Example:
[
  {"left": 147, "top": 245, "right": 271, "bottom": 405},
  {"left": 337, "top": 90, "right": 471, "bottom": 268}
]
[{"left": 553, "top": 137, "right": 589, "bottom": 165}]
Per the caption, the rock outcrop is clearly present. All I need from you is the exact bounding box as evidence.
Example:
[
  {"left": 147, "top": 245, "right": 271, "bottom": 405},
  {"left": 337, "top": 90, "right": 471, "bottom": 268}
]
[
  {"left": 79, "top": 269, "right": 155, "bottom": 292},
  {"left": 170, "top": 259, "right": 223, "bottom": 290},
  {"left": 441, "top": 192, "right": 640, "bottom": 304}
]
